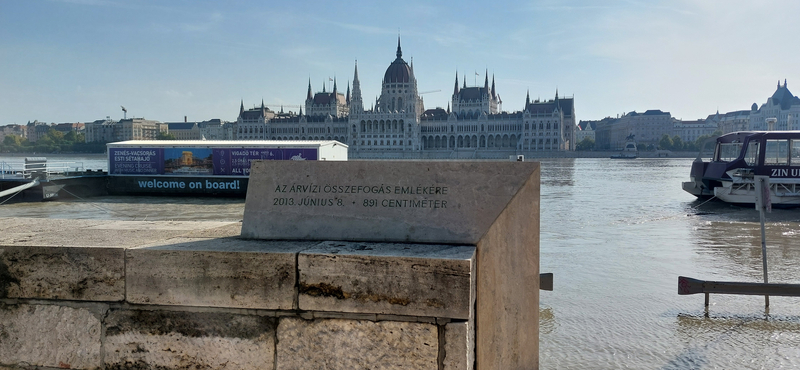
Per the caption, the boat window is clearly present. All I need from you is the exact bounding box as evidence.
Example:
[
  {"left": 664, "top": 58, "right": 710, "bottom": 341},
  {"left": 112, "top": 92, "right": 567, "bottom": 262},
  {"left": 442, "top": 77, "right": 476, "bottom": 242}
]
[
  {"left": 764, "top": 139, "right": 790, "bottom": 165},
  {"left": 744, "top": 142, "right": 759, "bottom": 166},
  {"left": 716, "top": 143, "right": 743, "bottom": 162},
  {"left": 792, "top": 140, "right": 800, "bottom": 166}
]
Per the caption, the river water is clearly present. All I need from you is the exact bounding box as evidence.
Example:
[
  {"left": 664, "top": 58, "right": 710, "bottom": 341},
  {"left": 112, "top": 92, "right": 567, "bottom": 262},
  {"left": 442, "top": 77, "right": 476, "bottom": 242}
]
[{"left": 2, "top": 154, "right": 800, "bottom": 369}]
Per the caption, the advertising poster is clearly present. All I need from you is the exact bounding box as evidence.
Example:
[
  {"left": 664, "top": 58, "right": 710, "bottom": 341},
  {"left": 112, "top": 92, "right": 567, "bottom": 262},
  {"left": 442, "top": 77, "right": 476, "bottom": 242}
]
[
  {"left": 164, "top": 148, "right": 213, "bottom": 176},
  {"left": 111, "top": 147, "right": 318, "bottom": 176},
  {"left": 212, "top": 148, "right": 318, "bottom": 176},
  {"left": 109, "top": 148, "right": 164, "bottom": 175}
]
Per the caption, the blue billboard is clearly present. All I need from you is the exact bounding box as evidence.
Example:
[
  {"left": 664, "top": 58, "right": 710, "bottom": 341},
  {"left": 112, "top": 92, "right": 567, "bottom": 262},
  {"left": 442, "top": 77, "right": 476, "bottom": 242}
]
[{"left": 109, "top": 147, "right": 319, "bottom": 176}]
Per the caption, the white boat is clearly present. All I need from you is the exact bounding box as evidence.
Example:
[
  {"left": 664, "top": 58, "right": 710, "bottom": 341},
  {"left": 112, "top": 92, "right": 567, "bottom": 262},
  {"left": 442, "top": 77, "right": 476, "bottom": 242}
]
[{"left": 682, "top": 131, "right": 800, "bottom": 207}]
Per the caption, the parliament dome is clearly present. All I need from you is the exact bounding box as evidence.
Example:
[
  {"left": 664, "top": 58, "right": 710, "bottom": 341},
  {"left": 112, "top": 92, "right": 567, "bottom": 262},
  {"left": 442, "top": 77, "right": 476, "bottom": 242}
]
[{"left": 383, "top": 38, "right": 412, "bottom": 84}]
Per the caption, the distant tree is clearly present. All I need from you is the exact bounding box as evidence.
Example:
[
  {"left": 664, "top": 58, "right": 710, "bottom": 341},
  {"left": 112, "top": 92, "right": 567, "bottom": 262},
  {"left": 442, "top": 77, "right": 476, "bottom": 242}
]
[
  {"left": 63, "top": 131, "right": 78, "bottom": 142},
  {"left": 45, "top": 128, "right": 64, "bottom": 142},
  {"left": 672, "top": 135, "right": 684, "bottom": 151},
  {"left": 658, "top": 134, "right": 674, "bottom": 150},
  {"left": 576, "top": 137, "right": 595, "bottom": 151},
  {"left": 3, "top": 134, "right": 23, "bottom": 146},
  {"left": 156, "top": 132, "right": 176, "bottom": 140},
  {"left": 693, "top": 130, "right": 722, "bottom": 152}
]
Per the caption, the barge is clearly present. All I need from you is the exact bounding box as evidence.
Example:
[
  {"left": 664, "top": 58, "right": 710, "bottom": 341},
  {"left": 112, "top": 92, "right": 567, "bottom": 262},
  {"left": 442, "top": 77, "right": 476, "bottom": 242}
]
[
  {"left": 0, "top": 158, "right": 108, "bottom": 203},
  {"left": 107, "top": 140, "right": 347, "bottom": 196}
]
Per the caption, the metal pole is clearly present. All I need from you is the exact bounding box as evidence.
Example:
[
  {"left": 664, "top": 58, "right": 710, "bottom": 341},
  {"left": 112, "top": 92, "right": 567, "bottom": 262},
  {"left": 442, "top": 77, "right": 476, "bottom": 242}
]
[{"left": 757, "top": 176, "right": 770, "bottom": 307}]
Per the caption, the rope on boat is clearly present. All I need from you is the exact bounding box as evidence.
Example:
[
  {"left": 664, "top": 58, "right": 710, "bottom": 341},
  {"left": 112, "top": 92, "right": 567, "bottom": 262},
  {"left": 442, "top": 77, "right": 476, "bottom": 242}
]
[
  {"left": 0, "top": 187, "right": 24, "bottom": 206},
  {"left": 692, "top": 195, "right": 718, "bottom": 209}
]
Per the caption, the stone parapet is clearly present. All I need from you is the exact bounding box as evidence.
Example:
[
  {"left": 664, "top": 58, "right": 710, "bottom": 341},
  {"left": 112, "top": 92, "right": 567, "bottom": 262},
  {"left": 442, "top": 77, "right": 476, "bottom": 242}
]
[{"left": 0, "top": 218, "right": 473, "bottom": 370}]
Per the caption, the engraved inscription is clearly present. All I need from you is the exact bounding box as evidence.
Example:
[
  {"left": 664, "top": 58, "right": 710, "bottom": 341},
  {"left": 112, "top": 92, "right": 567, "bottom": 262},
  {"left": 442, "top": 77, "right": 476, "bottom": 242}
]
[{"left": 270, "top": 183, "right": 450, "bottom": 209}]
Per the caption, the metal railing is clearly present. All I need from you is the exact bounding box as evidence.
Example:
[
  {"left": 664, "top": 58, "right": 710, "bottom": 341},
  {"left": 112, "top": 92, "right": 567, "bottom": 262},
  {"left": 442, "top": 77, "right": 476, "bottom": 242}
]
[{"left": 0, "top": 160, "right": 86, "bottom": 180}]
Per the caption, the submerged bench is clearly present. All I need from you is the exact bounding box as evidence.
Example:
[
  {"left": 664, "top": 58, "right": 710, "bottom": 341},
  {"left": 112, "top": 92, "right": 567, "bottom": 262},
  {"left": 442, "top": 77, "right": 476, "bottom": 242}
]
[{"left": 679, "top": 276, "right": 800, "bottom": 307}]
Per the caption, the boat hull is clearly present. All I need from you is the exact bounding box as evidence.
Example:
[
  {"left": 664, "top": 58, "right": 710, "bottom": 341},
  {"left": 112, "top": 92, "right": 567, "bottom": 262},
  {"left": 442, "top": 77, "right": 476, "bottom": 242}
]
[
  {"left": 681, "top": 179, "right": 714, "bottom": 198},
  {"left": 713, "top": 180, "right": 800, "bottom": 208}
]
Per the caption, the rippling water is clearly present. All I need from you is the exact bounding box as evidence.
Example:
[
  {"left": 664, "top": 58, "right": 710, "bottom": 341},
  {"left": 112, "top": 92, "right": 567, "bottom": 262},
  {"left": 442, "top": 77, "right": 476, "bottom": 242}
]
[
  {"left": 2, "top": 155, "right": 800, "bottom": 368},
  {"left": 539, "top": 158, "right": 800, "bottom": 369}
]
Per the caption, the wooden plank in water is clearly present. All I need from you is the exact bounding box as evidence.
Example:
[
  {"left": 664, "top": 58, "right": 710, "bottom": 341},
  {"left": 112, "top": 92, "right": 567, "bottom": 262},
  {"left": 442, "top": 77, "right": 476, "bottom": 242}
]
[{"left": 678, "top": 276, "right": 800, "bottom": 297}]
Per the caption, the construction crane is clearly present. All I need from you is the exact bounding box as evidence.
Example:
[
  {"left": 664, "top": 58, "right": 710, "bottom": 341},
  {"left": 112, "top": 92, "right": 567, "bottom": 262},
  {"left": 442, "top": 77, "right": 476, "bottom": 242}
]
[
  {"left": 121, "top": 106, "right": 127, "bottom": 119},
  {"left": 419, "top": 90, "right": 441, "bottom": 95}
]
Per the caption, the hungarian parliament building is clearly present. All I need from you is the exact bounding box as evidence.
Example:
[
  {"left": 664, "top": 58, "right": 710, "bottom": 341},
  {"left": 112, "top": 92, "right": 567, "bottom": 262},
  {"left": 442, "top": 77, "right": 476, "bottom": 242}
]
[{"left": 235, "top": 39, "right": 576, "bottom": 158}]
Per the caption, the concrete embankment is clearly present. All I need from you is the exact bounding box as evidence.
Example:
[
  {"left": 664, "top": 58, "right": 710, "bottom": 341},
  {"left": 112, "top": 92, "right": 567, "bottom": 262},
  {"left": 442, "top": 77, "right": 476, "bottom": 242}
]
[{"left": 0, "top": 218, "right": 472, "bottom": 370}]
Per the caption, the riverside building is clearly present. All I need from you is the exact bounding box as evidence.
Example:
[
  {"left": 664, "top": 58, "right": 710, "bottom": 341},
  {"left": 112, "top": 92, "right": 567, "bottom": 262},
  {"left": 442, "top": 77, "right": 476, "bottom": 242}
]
[
  {"left": 747, "top": 80, "right": 800, "bottom": 131},
  {"left": 233, "top": 38, "right": 577, "bottom": 158}
]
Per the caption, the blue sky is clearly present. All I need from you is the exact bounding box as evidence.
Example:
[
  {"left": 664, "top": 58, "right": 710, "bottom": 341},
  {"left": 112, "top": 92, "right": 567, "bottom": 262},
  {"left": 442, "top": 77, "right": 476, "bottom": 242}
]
[{"left": 1, "top": 0, "right": 798, "bottom": 125}]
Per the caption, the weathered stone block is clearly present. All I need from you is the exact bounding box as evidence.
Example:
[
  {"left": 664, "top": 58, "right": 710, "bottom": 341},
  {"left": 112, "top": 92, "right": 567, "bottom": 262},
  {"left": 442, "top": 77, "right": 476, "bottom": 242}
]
[
  {"left": 276, "top": 317, "right": 438, "bottom": 370},
  {"left": 298, "top": 242, "right": 474, "bottom": 318},
  {"left": 127, "top": 238, "right": 314, "bottom": 309},
  {"left": 0, "top": 304, "right": 102, "bottom": 369},
  {"left": 444, "top": 321, "right": 473, "bottom": 370},
  {"left": 104, "top": 309, "right": 274, "bottom": 370},
  {"left": 475, "top": 164, "right": 540, "bottom": 370},
  {"left": 0, "top": 245, "right": 124, "bottom": 301},
  {"left": 242, "top": 161, "right": 540, "bottom": 244}
]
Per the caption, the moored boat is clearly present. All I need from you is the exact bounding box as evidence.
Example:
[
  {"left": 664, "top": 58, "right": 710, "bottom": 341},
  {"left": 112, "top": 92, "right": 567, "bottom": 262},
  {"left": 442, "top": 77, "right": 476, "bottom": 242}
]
[{"left": 682, "top": 131, "right": 800, "bottom": 207}]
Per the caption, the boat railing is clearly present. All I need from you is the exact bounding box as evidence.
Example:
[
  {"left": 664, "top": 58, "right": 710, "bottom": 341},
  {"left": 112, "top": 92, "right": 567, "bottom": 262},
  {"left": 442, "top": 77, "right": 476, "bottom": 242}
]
[
  {"left": 39, "top": 161, "right": 86, "bottom": 176},
  {"left": 0, "top": 161, "right": 21, "bottom": 179},
  {"left": 0, "top": 160, "right": 86, "bottom": 180}
]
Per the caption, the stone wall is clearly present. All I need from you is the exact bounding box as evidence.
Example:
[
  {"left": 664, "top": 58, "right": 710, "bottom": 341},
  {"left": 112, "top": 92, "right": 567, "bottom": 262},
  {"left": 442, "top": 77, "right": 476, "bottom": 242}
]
[{"left": 0, "top": 218, "right": 473, "bottom": 370}]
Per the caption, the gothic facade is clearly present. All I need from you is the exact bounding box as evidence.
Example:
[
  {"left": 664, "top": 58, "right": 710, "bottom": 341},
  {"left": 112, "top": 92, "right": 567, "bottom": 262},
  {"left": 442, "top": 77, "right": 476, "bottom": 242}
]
[{"left": 233, "top": 39, "right": 577, "bottom": 156}]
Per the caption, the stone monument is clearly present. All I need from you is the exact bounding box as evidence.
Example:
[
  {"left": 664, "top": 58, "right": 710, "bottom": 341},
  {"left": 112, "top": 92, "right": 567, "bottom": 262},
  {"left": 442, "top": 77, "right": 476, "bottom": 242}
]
[{"left": 243, "top": 160, "right": 541, "bottom": 369}]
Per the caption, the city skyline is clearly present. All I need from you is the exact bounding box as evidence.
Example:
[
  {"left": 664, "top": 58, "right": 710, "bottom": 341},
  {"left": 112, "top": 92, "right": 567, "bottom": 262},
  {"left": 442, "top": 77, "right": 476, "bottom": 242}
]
[{"left": 1, "top": 0, "right": 798, "bottom": 125}]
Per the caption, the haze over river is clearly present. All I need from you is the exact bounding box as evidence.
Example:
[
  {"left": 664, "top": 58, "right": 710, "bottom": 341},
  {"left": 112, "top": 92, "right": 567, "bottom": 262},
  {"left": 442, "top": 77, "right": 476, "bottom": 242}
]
[{"left": 2, "top": 154, "right": 800, "bottom": 369}]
